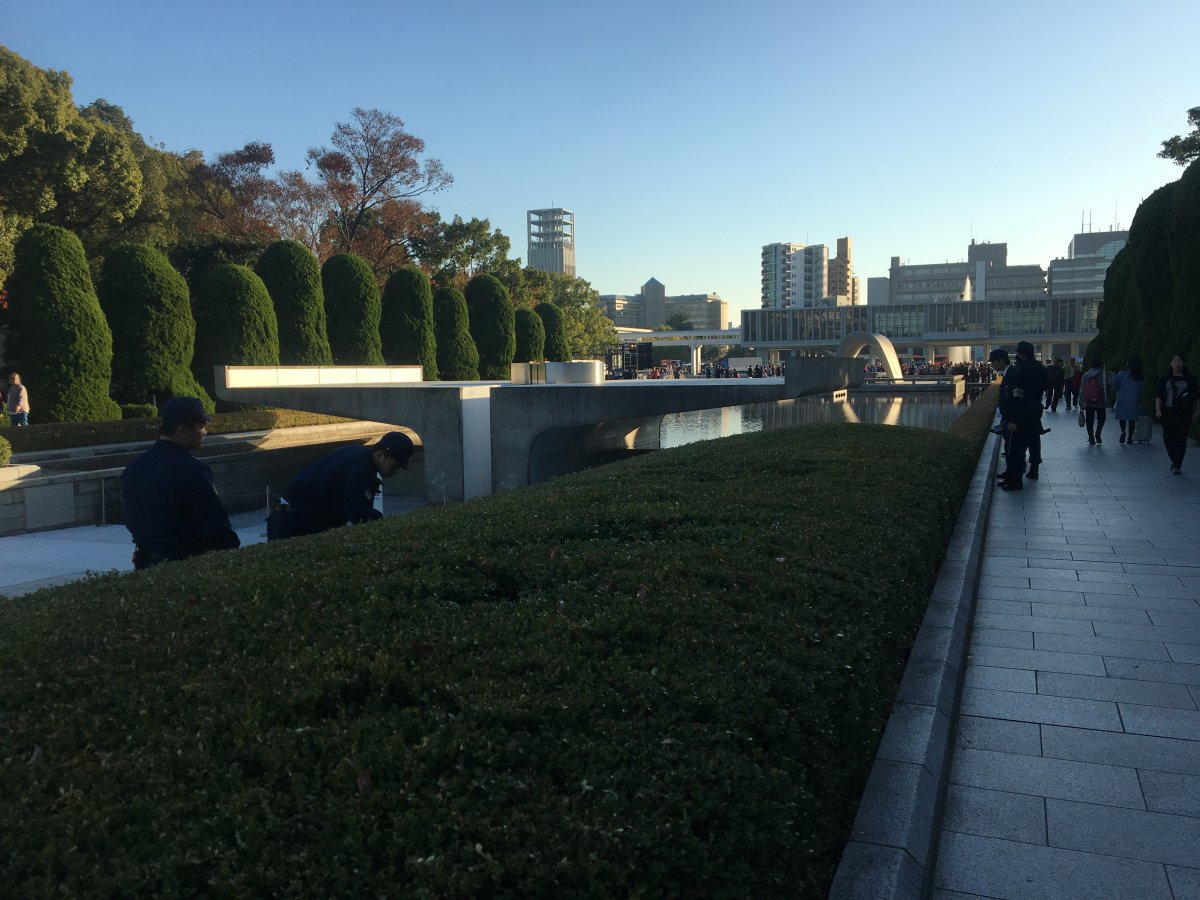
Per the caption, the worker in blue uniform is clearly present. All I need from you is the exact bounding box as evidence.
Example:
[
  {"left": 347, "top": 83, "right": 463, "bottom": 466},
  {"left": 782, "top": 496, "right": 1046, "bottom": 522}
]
[
  {"left": 121, "top": 396, "right": 240, "bottom": 570},
  {"left": 266, "top": 431, "right": 415, "bottom": 541},
  {"left": 1014, "top": 341, "right": 1048, "bottom": 480},
  {"left": 991, "top": 348, "right": 1028, "bottom": 491}
]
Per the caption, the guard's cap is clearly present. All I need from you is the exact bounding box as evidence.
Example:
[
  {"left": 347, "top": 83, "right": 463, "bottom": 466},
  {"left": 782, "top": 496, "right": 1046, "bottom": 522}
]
[
  {"left": 988, "top": 348, "right": 1009, "bottom": 362},
  {"left": 376, "top": 431, "right": 415, "bottom": 468},
  {"left": 160, "top": 396, "right": 211, "bottom": 430},
  {"left": 1016, "top": 340, "right": 1036, "bottom": 358}
]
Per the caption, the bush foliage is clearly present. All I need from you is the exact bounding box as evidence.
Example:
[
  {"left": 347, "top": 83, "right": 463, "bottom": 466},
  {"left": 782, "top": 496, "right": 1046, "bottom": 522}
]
[
  {"left": 322, "top": 253, "right": 383, "bottom": 366},
  {"left": 514, "top": 307, "right": 546, "bottom": 363},
  {"left": 464, "top": 273, "right": 515, "bottom": 379},
  {"left": 255, "top": 240, "right": 333, "bottom": 366},
  {"left": 0, "top": 419, "right": 984, "bottom": 897},
  {"left": 432, "top": 285, "right": 479, "bottom": 380},
  {"left": 97, "top": 243, "right": 212, "bottom": 410},
  {"left": 381, "top": 267, "right": 437, "bottom": 380},
  {"left": 0, "top": 434, "right": 10, "bottom": 467},
  {"left": 192, "top": 263, "right": 280, "bottom": 409},
  {"left": 4, "top": 224, "right": 123, "bottom": 422},
  {"left": 535, "top": 301, "right": 570, "bottom": 361}
]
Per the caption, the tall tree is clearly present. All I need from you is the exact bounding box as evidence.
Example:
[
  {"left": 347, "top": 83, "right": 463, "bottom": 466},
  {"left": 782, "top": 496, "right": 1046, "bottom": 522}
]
[
  {"left": 184, "top": 142, "right": 278, "bottom": 241},
  {"left": 255, "top": 240, "right": 333, "bottom": 365},
  {"left": 407, "top": 213, "right": 520, "bottom": 288},
  {"left": 535, "top": 302, "right": 570, "bottom": 362},
  {"left": 1159, "top": 107, "right": 1200, "bottom": 167},
  {"left": 514, "top": 307, "right": 545, "bottom": 363},
  {"left": 192, "top": 263, "right": 280, "bottom": 408},
  {"left": 322, "top": 252, "right": 383, "bottom": 365},
  {"left": 432, "top": 285, "right": 479, "bottom": 380},
  {"left": 521, "top": 269, "right": 616, "bottom": 359},
  {"left": 5, "top": 224, "right": 122, "bottom": 422},
  {"left": 381, "top": 267, "right": 437, "bottom": 379},
  {"left": 307, "top": 108, "right": 451, "bottom": 255},
  {"left": 97, "top": 243, "right": 212, "bottom": 409},
  {"left": 464, "top": 273, "right": 515, "bottom": 379}
]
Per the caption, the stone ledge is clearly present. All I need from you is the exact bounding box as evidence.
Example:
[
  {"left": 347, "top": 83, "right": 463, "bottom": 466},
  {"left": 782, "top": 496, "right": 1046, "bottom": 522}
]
[{"left": 830, "top": 434, "right": 999, "bottom": 899}]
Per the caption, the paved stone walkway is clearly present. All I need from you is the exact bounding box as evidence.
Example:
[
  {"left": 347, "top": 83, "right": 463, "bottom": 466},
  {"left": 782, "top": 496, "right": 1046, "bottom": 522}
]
[{"left": 933, "top": 410, "right": 1200, "bottom": 899}]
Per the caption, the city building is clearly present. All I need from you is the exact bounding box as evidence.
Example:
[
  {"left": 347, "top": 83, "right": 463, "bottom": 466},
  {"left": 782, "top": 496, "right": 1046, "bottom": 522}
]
[
  {"left": 760, "top": 238, "right": 859, "bottom": 308},
  {"left": 1048, "top": 229, "right": 1129, "bottom": 299},
  {"left": 599, "top": 278, "right": 728, "bottom": 330},
  {"left": 527, "top": 208, "right": 576, "bottom": 276}
]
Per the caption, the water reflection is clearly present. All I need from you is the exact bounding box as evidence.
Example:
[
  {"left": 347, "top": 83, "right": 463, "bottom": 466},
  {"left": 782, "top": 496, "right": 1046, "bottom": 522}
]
[{"left": 659, "top": 394, "right": 967, "bottom": 450}]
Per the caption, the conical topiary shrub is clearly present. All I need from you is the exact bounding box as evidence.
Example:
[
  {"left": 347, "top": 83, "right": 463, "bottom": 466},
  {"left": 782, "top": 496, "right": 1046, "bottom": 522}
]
[
  {"left": 192, "top": 263, "right": 280, "bottom": 409},
  {"left": 514, "top": 307, "right": 545, "bottom": 363},
  {"left": 432, "top": 285, "right": 479, "bottom": 381},
  {"left": 98, "top": 243, "right": 213, "bottom": 411},
  {"left": 255, "top": 240, "right": 333, "bottom": 366},
  {"left": 322, "top": 253, "right": 383, "bottom": 365},
  {"left": 535, "top": 301, "right": 570, "bottom": 362},
  {"left": 381, "top": 267, "right": 437, "bottom": 380},
  {"left": 5, "top": 224, "right": 122, "bottom": 422},
  {"left": 464, "top": 273, "right": 516, "bottom": 379}
]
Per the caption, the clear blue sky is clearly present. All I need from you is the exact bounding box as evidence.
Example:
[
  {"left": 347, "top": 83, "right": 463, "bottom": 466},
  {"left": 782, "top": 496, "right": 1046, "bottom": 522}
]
[{"left": 6, "top": 0, "right": 1198, "bottom": 318}]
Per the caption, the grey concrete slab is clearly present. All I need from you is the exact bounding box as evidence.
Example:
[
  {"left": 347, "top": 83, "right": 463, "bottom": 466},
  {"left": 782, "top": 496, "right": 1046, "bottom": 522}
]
[
  {"left": 955, "top": 716, "right": 1042, "bottom": 757},
  {"left": 1093, "top": 621, "right": 1200, "bottom": 645},
  {"left": 1034, "top": 632, "right": 1172, "bottom": 661},
  {"left": 950, "top": 747, "right": 1144, "bottom": 809},
  {"left": 1029, "top": 602, "right": 1151, "bottom": 625},
  {"left": 1139, "top": 770, "right": 1200, "bottom": 817},
  {"left": 979, "top": 573, "right": 1033, "bottom": 591},
  {"left": 976, "top": 611, "right": 1094, "bottom": 635},
  {"left": 844, "top": 759, "right": 939, "bottom": 867},
  {"left": 1119, "top": 704, "right": 1200, "bottom": 741},
  {"left": 977, "top": 597, "right": 1032, "bottom": 616},
  {"left": 1040, "top": 724, "right": 1200, "bottom": 776},
  {"left": 941, "top": 784, "right": 1046, "bottom": 844},
  {"left": 972, "top": 627, "right": 1033, "bottom": 650},
  {"left": 934, "top": 831, "right": 1173, "bottom": 899},
  {"left": 875, "top": 702, "right": 953, "bottom": 778},
  {"left": 1085, "top": 592, "right": 1200, "bottom": 612},
  {"left": 1166, "top": 865, "right": 1200, "bottom": 900},
  {"left": 828, "top": 842, "right": 924, "bottom": 900},
  {"left": 1046, "top": 799, "right": 1200, "bottom": 867},
  {"left": 965, "top": 665, "right": 1037, "bottom": 694},
  {"left": 1036, "top": 671, "right": 1197, "bottom": 709},
  {"left": 1148, "top": 609, "right": 1200, "bottom": 628},
  {"left": 961, "top": 687, "right": 1122, "bottom": 731},
  {"left": 1168, "top": 643, "right": 1200, "bottom": 664},
  {"left": 1104, "top": 657, "right": 1200, "bottom": 686},
  {"left": 968, "top": 645, "right": 1107, "bottom": 676}
]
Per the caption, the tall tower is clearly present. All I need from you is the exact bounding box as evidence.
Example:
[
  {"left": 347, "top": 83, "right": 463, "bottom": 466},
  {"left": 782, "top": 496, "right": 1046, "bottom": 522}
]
[{"left": 527, "top": 208, "right": 576, "bottom": 276}]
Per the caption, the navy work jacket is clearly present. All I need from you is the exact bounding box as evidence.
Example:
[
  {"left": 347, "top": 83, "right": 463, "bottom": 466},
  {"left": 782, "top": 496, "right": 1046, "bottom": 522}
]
[
  {"left": 122, "top": 440, "right": 240, "bottom": 560},
  {"left": 283, "top": 444, "right": 383, "bottom": 535}
]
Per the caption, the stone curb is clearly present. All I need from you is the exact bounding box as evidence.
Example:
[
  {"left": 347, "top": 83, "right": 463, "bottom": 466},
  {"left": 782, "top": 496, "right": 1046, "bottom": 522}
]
[{"left": 829, "top": 434, "right": 1000, "bottom": 899}]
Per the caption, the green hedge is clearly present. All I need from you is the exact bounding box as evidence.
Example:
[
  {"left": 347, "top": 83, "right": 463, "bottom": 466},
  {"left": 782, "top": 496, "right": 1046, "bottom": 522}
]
[
  {"left": 0, "top": 435, "right": 10, "bottom": 467},
  {"left": 0, "top": 409, "right": 355, "bottom": 455},
  {"left": 0, "top": 420, "right": 983, "bottom": 896}
]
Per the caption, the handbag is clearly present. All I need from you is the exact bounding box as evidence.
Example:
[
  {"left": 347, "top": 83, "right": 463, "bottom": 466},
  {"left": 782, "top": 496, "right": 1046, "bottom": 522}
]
[{"left": 1078, "top": 409, "right": 1086, "bottom": 428}]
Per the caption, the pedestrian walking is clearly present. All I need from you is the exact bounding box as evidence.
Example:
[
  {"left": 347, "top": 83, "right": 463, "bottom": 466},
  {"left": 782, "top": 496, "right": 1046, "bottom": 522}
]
[
  {"left": 1080, "top": 358, "right": 1110, "bottom": 445},
  {"left": 6, "top": 372, "right": 30, "bottom": 426},
  {"left": 1114, "top": 358, "right": 1145, "bottom": 445},
  {"left": 1014, "top": 341, "right": 1046, "bottom": 479},
  {"left": 1155, "top": 353, "right": 1200, "bottom": 475},
  {"left": 121, "top": 396, "right": 240, "bottom": 570},
  {"left": 1044, "top": 358, "right": 1065, "bottom": 412},
  {"left": 267, "top": 432, "right": 415, "bottom": 540},
  {"left": 1065, "top": 361, "right": 1083, "bottom": 411},
  {"left": 991, "top": 348, "right": 1031, "bottom": 491}
]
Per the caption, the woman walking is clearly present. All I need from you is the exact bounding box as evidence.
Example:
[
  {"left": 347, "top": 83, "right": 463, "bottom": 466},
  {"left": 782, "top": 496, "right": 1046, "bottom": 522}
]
[
  {"left": 1114, "top": 357, "right": 1145, "bottom": 444},
  {"left": 1065, "top": 361, "right": 1083, "bottom": 411},
  {"left": 1080, "top": 358, "right": 1109, "bottom": 445},
  {"left": 1155, "top": 353, "right": 1200, "bottom": 474}
]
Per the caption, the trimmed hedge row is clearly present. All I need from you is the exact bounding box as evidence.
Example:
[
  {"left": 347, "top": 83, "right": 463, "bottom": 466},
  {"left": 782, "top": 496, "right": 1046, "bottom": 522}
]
[
  {"left": 0, "top": 409, "right": 355, "bottom": 455},
  {"left": 0, "top": 417, "right": 984, "bottom": 897}
]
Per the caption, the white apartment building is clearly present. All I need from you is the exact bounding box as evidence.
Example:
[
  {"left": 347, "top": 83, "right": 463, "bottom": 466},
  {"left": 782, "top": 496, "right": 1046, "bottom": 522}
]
[{"left": 761, "top": 239, "right": 857, "bottom": 307}]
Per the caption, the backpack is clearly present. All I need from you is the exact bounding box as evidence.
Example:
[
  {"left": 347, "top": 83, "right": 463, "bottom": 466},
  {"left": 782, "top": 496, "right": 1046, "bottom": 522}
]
[{"left": 1081, "top": 373, "right": 1104, "bottom": 406}]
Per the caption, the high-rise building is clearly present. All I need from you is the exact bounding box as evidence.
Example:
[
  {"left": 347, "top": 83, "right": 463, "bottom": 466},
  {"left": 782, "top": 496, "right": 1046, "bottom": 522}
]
[
  {"left": 762, "top": 239, "right": 857, "bottom": 307},
  {"left": 761, "top": 242, "right": 804, "bottom": 307},
  {"left": 527, "top": 208, "right": 576, "bottom": 276},
  {"left": 826, "top": 237, "right": 861, "bottom": 306},
  {"left": 1048, "top": 229, "right": 1129, "bottom": 299}
]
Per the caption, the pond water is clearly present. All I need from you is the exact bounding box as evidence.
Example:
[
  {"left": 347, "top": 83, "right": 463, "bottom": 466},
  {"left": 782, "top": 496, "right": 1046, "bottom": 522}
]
[{"left": 659, "top": 393, "right": 969, "bottom": 449}]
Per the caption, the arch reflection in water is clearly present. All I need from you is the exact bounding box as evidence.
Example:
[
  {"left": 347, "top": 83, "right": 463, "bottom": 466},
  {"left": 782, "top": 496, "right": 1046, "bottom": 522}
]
[{"left": 659, "top": 394, "right": 966, "bottom": 449}]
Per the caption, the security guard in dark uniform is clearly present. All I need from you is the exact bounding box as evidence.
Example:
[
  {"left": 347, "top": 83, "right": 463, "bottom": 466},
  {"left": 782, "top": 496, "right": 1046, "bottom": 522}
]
[
  {"left": 1014, "top": 340, "right": 1047, "bottom": 480},
  {"left": 990, "top": 348, "right": 1028, "bottom": 491},
  {"left": 266, "top": 432, "right": 415, "bottom": 541},
  {"left": 121, "top": 396, "right": 240, "bottom": 569}
]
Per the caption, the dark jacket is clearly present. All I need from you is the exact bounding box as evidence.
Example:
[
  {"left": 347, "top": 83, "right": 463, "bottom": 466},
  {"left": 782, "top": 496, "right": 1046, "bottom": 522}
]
[
  {"left": 281, "top": 444, "right": 383, "bottom": 535},
  {"left": 122, "top": 440, "right": 240, "bottom": 561},
  {"left": 1157, "top": 370, "right": 1200, "bottom": 417},
  {"left": 1017, "top": 358, "right": 1047, "bottom": 417}
]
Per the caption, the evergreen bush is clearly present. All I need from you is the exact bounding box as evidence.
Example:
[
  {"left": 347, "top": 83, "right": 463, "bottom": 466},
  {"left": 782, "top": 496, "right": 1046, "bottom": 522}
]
[
  {"left": 191, "top": 263, "right": 280, "bottom": 409},
  {"left": 97, "top": 243, "right": 213, "bottom": 411},
  {"left": 4, "top": 224, "right": 122, "bottom": 422},
  {"left": 120, "top": 402, "right": 159, "bottom": 419},
  {"left": 255, "top": 240, "right": 333, "bottom": 366},
  {"left": 381, "top": 267, "right": 437, "bottom": 379},
  {"left": 432, "top": 285, "right": 479, "bottom": 380},
  {"left": 0, "top": 434, "right": 10, "bottom": 467},
  {"left": 464, "top": 274, "right": 516, "bottom": 379},
  {"left": 322, "top": 253, "right": 383, "bottom": 365},
  {"left": 535, "top": 301, "right": 570, "bottom": 361},
  {"left": 514, "top": 307, "right": 546, "bottom": 362}
]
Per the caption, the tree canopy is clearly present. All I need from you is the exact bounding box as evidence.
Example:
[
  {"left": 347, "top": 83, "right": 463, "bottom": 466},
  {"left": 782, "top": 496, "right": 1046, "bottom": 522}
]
[
  {"left": 407, "top": 214, "right": 521, "bottom": 289},
  {"left": 1159, "top": 106, "right": 1200, "bottom": 167}
]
